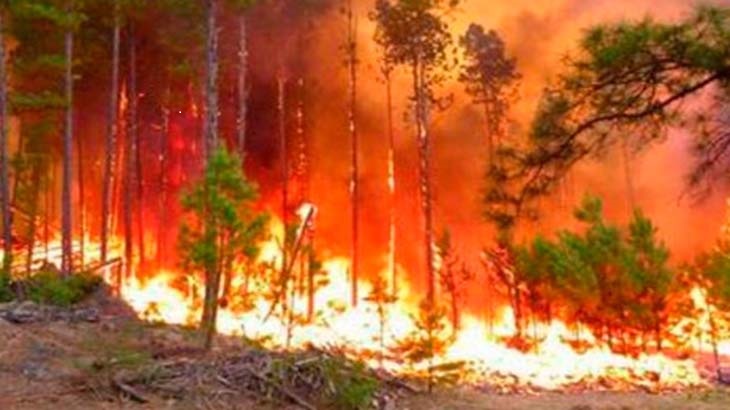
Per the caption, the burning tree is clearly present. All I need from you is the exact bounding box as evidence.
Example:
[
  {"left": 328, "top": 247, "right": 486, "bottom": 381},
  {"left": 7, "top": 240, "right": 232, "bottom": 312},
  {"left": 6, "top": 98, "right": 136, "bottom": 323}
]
[
  {"left": 365, "top": 275, "right": 397, "bottom": 366},
  {"left": 459, "top": 23, "right": 519, "bottom": 165},
  {"left": 436, "top": 229, "right": 473, "bottom": 335},
  {"left": 371, "top": 0, "right": 457, "bottom": 305},
  {"left": 178, "top": 146, "right": 268, "bottom": 349},
  {"left": 393, "top": 298, "right": 461, "bottom": 392},
  {"left": 692, "top": 201, "right": 730, "bottom": 380}
]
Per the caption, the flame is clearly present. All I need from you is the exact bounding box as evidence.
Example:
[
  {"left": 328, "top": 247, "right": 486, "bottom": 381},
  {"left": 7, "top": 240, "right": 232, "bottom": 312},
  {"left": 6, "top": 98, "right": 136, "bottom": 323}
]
[{"left": 1, "top": 206, "right": 718, "bottom": 391}]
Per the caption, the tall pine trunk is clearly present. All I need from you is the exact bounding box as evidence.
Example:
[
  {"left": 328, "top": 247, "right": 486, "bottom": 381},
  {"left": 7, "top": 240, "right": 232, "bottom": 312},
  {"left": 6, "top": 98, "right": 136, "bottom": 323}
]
[
  {"left": 346, "top": 0, "right": 359, "bottom": 307},
  {"left": 123, "top": 23, "right": 136, "bottom": 282},
  {"left": 278, "top": 73, "right": 289, "bottom": 310},
  {"left": 76, "top": 117, "right": 85, "bottom": 268},
  {"left": 413, "top": 56, "right": 435, "bottom": 303},
  {"left": 157, "top": 104, "right": 169, "bottom": 268},
  {"left": 101, "top": 9, "right": 120, "bottom": 265},
  {"left": 204, "top": 0, "right": 219, "bottom": 157},
  {"left": 237, "top": 14, "right": 248, "bottom": 157},
  {"left": 201, "top": 0, "right": 221, "bottom": 350},
  {"left": 0, "top": 12, "right": 10, "bottom": 273},
  {"left": 384, "top": 68, "right": 396, "bottom": 296},
  {"left": 61, "top": 26, "right": 74, "bottom": 277}
]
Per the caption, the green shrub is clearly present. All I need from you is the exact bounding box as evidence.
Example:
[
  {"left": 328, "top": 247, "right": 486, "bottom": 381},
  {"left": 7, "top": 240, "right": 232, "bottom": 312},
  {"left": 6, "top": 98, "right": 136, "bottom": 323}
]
[
  {"left": 324, "top": 358, "right": 378, "bottom": 410},
  {"left": 27, "top": 270, "right": 101, "bottom": 307},
  {"left": 0, "top": 270, "right": 13, "bottom": 302}
]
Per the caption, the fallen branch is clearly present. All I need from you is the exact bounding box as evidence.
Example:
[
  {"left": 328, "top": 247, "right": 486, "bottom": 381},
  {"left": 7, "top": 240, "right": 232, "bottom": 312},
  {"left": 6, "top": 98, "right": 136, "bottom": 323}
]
[
  {"left": 112, "top": 376, "right": 149, "bottom": 403},
  {"left": 246, "top": 367, "right": 317, "bottom": 410}
]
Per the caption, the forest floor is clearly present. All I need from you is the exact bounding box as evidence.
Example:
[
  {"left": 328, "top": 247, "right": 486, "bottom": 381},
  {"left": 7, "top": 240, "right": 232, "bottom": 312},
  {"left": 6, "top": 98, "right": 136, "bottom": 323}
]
[{"left": 1, "top": 288, "right": 729, "bottom": 410}]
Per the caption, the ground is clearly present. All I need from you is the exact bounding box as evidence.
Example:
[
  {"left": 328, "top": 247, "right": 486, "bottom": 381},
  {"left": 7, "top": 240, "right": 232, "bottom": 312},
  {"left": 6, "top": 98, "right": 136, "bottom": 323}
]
[{"left": 1, "top": 291, "right": 729, "bottom": 410}]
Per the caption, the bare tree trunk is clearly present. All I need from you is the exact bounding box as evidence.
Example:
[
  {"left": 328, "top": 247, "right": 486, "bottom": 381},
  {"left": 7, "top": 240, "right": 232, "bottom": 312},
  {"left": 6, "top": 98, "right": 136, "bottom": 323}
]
[
  {"left": 346, "top": 0, "right": 359, "bottom": 307},
  {"left": 25, "top": 165, "right": 41, "bottom": 275},
  {"left": 413, "top": 56, "right": 435, "bottom": 303},
  {"left": 0, "top": 12, "right": 10, "bottom": 273},
  {"left": 237, "top": 14, "right": 248, "bottom": 158},
  {"left": 76, "top": 118, "right": 85, "bottom": 268},
  {"left": 278, "top": 73, "right": 289, "bottom": 310},
  {"left": 384, "top": 68, "right": 396, "bottom": 296},
  {"left": 101, "top": 4, "right": 120, "bottom": 265},
  {"left": 157, "top": 104, "right": 169, "bottom": 268},
  {"left": 483, "top": 104, "right": 494, "bottom": 168},
  {"left": 124, "top": 24, "right": 136, "bottom": 282},
  {"left": 61, "top": 27, "right": 74, "bottom": 277},
  {"left": 200, "top": 0, "right": 221, "bottom": 350},
  {"left": 204, "top": 0, "right": 219, "bottom": 158}
]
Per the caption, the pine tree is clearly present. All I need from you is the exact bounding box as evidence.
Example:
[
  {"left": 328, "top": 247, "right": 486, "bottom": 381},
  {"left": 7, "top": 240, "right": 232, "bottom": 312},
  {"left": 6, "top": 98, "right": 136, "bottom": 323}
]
[
  {"left": 178, "top": 147, "right": 267, "bottom": 349},
  {"left": 372, "top": 0, "right": 457, "bottom": 304},
  {"left": 100, "top": 0, "right": 120, "bottom": 266},
  {"left": 459, "top": 24, "right": 519, "bottom": 165}
]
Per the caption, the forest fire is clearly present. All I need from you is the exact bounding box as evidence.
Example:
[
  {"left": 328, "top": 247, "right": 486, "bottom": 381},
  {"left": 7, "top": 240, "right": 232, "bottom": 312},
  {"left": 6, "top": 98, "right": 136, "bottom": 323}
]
[
  {"left": 24, "top": 204, "right": 696, "bottom": 393},
  {"left": 5, "top": 1, "right": 730, "bottom": 407}
]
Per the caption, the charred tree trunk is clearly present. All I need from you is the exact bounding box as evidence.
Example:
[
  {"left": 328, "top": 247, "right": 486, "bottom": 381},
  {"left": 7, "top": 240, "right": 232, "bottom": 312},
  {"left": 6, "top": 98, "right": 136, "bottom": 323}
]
[
  {"left": 237, "top": 14, "right": 248, "bottom": 158},
  {"left": 25, "top": 165, "right": 42, "bottom": 275},
  {"left": 200, "top": 0, "right": 221, "bottom": 350},
  {"left": 76, "top": 118, "right": 85, "bottom": 268},
  {"left": 101, "top": 4, "right": 120, "bottom": 265},
  {"left": 157, "top": 104, "right": 169, "bottom": 268},
  {"left": 61, "top": 26, "right": 74, "bottom": 277},
  {"left": 123, "top": 24, "right": 136, "bottom": 282},
  {"left": 127, "top": 25, "right": 145, "bottom": 271},
  {"left": 384, "top": 67, "right": 396, "bottom": 296},
  {"left": 413, "top": 56, "right": 435, "bottom": 304},
  {"left": 204, "top": 0, "right": 219, "bottom": 158},
  {"left": 0, "top": 12, "right": 10, "bottom": 273},
  {"left": 346, "top": 1, "right": 359, "bottom": 307},
  {"left": 278, "top": 73, "right": 289, "bottom": 311}
]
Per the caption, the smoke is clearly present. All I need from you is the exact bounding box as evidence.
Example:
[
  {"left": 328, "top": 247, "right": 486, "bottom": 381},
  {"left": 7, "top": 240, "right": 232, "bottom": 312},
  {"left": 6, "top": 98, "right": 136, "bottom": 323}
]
[{"left": 66, "top": 0, "right": 730, "bottom": 306}]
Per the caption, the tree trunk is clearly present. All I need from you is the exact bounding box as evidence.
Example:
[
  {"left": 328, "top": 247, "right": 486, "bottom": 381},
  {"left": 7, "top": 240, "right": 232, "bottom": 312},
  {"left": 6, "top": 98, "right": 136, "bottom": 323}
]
[
  {"left": 278, "top": 73, "right": 288, "bottom": 300},
  {"left": 157, "top": 105, "right": 169, "bottom": 268},
  {"left": 101, "top": 4, "right": 120, "bottom": 265},
  {"left": 347, "top": 0, "right": 359, "bottom": 307},
  {"left": 0, "top": 12, "right": 10, "bottom": 273},
  {"left": 25, "top": 165, "right": 41, "bottom": 275},
  {"left": 61, "top": 27, "right": 74, "bottom": 277},
  {"left": 124, "top": 23, "right": 136, "bottom": 282},
  {"left": 385, "top": 69, "right": 397, "bottom": 297},
  {"left": 237, "top": 14, "right": 248, "bottom": 158},
  {"left": 200, "top": 0, "right": 221, "bottom": 350},
  {"left": 76, "top": 115, "right": 85, "bottom": 268},
  {"left": 413, "top": 56, "right": 435, "bottom": 304},
  {"left": 204, "top": 0, "right": 219, "bottom": 158}
]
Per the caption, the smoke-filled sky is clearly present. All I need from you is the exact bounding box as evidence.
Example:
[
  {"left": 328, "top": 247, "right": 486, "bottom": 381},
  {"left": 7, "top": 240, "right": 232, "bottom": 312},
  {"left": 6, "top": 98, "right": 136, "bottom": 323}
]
[{"left": 206, "top": 0, "right": 730, "bottom": 301}]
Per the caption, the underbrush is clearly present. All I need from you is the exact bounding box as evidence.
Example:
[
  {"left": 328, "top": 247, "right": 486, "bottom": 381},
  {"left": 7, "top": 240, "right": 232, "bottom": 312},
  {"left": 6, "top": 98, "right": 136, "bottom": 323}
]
[
  {"left": 26, "top": 270, "right": 101, "bottom": 306},
  {"left": 0, "top": 270, "right": 102, "bottom": 307},
  {"left": 0, "top": 270, "right": 13, "bottom": 302}
]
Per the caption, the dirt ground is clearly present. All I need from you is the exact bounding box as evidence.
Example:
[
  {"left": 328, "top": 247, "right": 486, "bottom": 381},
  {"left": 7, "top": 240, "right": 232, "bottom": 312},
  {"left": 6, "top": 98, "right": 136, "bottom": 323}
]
[
  {"left": 401, "top": 389, "right": 730, "bottom": 410},
  {"left": 1, "top": 294, "right": 729, "bottom": 410}
]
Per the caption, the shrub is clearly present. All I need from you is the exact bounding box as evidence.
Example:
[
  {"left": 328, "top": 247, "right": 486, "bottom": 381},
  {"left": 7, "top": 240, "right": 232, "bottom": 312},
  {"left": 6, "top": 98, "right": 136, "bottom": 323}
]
[
  {"left": 325, "top": 359, "right": 378, "bottom": 410},
  {"left": 0, "top": 270, "right": 12, "bottom": 302},
  {"left": 27, "top": 270, "right": 101, "bottom": 307}
]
